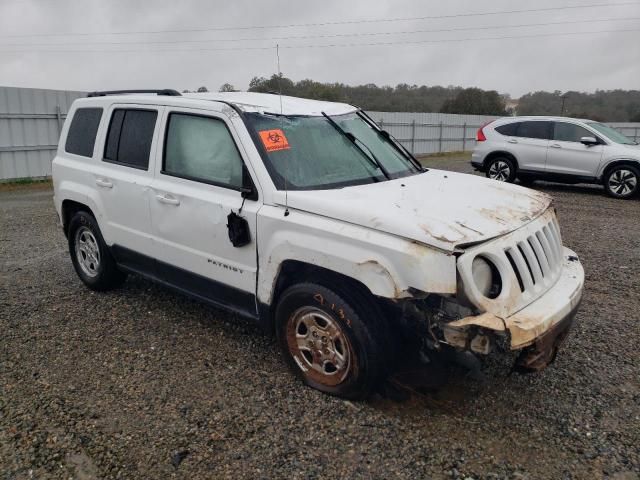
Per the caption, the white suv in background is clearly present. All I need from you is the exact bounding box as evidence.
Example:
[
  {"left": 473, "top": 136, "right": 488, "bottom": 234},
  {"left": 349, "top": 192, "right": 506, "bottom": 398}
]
[
  {"left": 53, "top": 91, "right": 584, "bottom": 399},
  {"left": 472, "top": 116, "right": 640, "bottom": 199}
]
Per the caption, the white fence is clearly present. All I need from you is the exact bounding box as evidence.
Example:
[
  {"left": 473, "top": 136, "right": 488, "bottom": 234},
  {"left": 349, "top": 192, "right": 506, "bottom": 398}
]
[{"left": 1, "top": 86, "right": 639, "bottom": 180}]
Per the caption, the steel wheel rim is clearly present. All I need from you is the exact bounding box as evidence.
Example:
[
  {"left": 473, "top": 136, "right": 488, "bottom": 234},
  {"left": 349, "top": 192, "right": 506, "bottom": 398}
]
[
  {"left": 286, "top": 306, "right": 352, "bottom": 386},
  {"left": 489, "top": 160, "right": 510, "bottom": 181},
  {"left": 75, "top": 227, "right": 101, "bottom": 277},
  {"left": 608, "top": 169, "right": 637, "bottom": 196}
]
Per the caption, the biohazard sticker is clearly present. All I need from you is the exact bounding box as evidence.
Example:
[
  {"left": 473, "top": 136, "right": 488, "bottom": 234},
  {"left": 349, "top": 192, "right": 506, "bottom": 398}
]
[{"left": 259, "top": 129, "right": 290, "bottom": 152}]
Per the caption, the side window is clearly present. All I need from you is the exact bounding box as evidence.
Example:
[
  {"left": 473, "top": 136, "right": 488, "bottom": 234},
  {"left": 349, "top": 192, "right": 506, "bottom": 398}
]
[
  {"left": 495, "top": 122, "right": 519, "bottom": 136},
  {"left": 553, "top": 122, "right": 594, "bottom": 143},
  {"left": 516, "top": 121, "right": 551, "bottom": 140},
  {"left": 163, "top": 113, "right": 244, "bottom": 189},
  {"left": 64, "top": 108, "right": 103, "bottom": 157},
  {"left": 104, "top": 109, "right": 157, "bottom": 170}
]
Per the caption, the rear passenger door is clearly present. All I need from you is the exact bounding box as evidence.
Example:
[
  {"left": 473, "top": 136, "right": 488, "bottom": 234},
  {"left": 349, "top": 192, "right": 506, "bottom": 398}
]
[
  {"left": 148, "top": 107, "right": 260, "bottom": 317},
  {"left": 546, "top": 121, "right": 604, "bottom": 177},
  {"left": 92, "top": 105, "right": 161, "bottom": 262},
  {"left": 511, "top": 121, "right": 552, "bottom": 172}
]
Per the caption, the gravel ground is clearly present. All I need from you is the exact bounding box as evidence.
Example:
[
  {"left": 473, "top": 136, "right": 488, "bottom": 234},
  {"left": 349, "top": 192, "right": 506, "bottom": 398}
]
[{"left": 1, "top": 155, "right": 639, "bottom": 479}]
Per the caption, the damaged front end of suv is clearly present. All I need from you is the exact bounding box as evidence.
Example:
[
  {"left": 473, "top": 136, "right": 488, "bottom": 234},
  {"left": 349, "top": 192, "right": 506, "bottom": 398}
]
[{"left": 393, "top": 206, "right": 584, "bottom": 374}]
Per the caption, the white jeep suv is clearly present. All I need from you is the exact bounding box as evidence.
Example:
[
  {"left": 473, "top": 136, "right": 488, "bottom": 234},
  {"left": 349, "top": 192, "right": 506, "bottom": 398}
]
[
  {"left": 53, "top": 90, "right": 585, "bottom": 399},
  {"left": 472, "top": 116, "right": 640, "bottom": 199}
]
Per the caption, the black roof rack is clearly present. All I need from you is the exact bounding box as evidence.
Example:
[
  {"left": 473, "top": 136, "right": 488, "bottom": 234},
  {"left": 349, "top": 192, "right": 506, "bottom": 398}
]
[{"left": 87, "top": 89, "right": 182, "bottom": 98}]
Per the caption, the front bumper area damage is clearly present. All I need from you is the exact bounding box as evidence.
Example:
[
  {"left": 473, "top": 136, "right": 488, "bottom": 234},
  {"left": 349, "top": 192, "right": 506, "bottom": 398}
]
[{"left": 441, "top": 249, "right": 584, "bottom": 371}]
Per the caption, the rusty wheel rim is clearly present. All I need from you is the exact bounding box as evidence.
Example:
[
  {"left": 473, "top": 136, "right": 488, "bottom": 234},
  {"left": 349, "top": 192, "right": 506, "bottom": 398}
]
[{"left": 285, "top": 306, "right": 352, "bottom": 387}]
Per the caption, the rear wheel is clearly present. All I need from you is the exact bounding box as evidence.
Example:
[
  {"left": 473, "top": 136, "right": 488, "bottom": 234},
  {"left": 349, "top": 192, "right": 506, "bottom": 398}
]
[
  {"left": 486, "top": 157, "right": 516, "bottom": 183},
  {"left": 604, "top": 165, "right": 639, "bottom": 199},
  {"left": 275, "top": 283, "right": 386, "bottom": 399},
  {"left": 68, "top": 211, "right": 127, "bottom": 290}
]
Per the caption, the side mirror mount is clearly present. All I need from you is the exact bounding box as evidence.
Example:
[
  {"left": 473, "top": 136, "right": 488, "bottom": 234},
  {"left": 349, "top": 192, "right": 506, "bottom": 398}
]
[
  {"left": 240, "top": 185, "right": 258, "bottom": 201},
  {"left": 580, "top": 136, "right": 598, "bottom": 146}
]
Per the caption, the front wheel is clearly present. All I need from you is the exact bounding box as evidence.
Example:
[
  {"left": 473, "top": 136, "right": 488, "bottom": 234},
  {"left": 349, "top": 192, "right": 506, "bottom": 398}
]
[
  {"left": 486, "top": 157, "right": 516, "bottom": 183},
  {"left": 275, "top": 283, "right": 386, "bottom": 399},
  {"left": 604, "top": 165, "right": 639, "bottom": 199}
]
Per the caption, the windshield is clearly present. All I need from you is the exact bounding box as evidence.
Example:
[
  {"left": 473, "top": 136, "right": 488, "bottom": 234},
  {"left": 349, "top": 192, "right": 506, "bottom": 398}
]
[
  {"left": 245, "top": 112, "right": 420, "bottom": 190},
  {"left": 587, "top": 122, "right": 637, "bottom": 145}
]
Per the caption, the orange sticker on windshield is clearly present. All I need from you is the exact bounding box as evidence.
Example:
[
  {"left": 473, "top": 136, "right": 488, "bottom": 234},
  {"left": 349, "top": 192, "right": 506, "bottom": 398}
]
[{"left": 259, "top": 129, "right": 290, "bottom": 152}]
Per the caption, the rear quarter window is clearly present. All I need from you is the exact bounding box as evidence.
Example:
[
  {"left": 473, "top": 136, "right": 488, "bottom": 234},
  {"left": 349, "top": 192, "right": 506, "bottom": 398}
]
[
  {"left": 64, "top": 107, "right": 103, "bottom": 157},
  {"left": 495, "top": 122, "right": 519, "bottom": 136}
]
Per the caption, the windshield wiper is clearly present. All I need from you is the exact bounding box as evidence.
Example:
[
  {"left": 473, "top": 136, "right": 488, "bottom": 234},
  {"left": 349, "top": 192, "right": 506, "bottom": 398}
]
[
  {"left": 357, "top": 109, "right": 426, "bottom": 172},
  {"left": 321, "top": 111, "right": 390, "bottom": 180}
]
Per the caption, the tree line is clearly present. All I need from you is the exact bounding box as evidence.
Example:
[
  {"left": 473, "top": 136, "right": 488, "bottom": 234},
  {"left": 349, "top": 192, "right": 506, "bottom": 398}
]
[{"left": 184, "top": 75, "right": 640, "bottom": 121}]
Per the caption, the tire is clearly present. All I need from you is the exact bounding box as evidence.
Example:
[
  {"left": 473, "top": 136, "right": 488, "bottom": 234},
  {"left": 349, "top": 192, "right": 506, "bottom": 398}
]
[
  {"left": 486, "top": 157, "right": 516, "bottom": 183},
  {"left": 68, "top": 211, "right": 127, "bottom": 291},
  {"left": 603, "top": 165, "right": 639, "bottom": 199},
  {"left": 275, "top": 282, "right": 386, "bottom": 399}
]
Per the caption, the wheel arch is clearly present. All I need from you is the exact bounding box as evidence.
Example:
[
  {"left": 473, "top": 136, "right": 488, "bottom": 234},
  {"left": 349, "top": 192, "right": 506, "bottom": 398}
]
[
  {"left": 61, "top": 199, "right": 96, "bottom": 237},
  {"left": 263, "top": 259, "right": 393, "bottom": 334},
  {"left": 599, "top": 158, "right": 640, "bottom": 183},
  {"left": 56, "top": 179, "right": 109, "bottom": 241}
]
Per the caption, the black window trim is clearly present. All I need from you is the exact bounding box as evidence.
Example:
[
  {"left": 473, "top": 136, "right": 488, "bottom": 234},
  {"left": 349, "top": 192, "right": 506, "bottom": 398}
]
[
  {"left": 64, "top": 107, "right": 104, "bottom": 158},
  {"left": 102, "top": 107, "right": 159, "bottom": 171},
  {"left": 160, "top": 110, "right": 257, "bottom": 196}
]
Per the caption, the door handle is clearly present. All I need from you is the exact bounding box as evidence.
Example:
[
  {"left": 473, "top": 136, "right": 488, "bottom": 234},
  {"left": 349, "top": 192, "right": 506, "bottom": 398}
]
[
  {"left": 156, "top": 194, "right": 180, "bottom": 206},
  {"left": 507, "top": 138, "right": 518, "bottom": 144},
  {"left": 95, "top": 178, "right": 113, "bottom": 188},
  {"left": 550, "top": 143, "right": 561, "bottom": 148}
]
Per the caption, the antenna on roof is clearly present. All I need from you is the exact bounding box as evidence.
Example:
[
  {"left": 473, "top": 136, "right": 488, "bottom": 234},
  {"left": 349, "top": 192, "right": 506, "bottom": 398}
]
[{"left": 276, "top": 43, "right": 290, "bottom": 217}]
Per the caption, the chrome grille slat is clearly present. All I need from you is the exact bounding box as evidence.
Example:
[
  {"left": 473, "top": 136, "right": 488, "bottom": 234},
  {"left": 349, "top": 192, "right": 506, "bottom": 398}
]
[
  {"left": 536, "top": 230, "right": 554, "bottom": 269},
  {"left": 457, "top": 208, "right": 566, "bottom": 318},
  {"left": 505, "top": 220, "right": 564, "bottom": 297},
  {"left": 542, "top": 225, "right": 559, "bottom": 265},
  {"left": 541, "top": 225, "right": 558, "bottom": 262},
  {"left": 550, "top": 218, "right": 563, "bottom": 246},
  {"left": 518, "top": 240, "right": 543, "bottom": 284},
  {"left": 528, "top": 235, "right": 551, "bottom": 277},
  {"left": 548, "top": 220, "right": 563, "bottom": 262},
  {"left": 506, "top": 246, "right": 535, "bottom": 291}
]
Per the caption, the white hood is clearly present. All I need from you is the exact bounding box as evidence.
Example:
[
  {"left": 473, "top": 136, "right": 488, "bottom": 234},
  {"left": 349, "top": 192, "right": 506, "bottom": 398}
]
[
  {"left": 608, "top": 142, "right": 640, "bottom": 156},
  {"left": 274, "top": 170, "right": 552, "bottom": 252}
]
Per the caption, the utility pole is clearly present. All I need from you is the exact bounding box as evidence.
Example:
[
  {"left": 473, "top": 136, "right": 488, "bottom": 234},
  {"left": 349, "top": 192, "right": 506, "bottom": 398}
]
[{"left": 560, "top": 93, "right": 568, "bottom": 115}]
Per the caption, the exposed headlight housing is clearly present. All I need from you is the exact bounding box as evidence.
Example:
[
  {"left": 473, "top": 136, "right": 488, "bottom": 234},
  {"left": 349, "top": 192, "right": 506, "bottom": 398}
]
[{"left": 472, "top": 256, "right": 502, "bottom": 299}]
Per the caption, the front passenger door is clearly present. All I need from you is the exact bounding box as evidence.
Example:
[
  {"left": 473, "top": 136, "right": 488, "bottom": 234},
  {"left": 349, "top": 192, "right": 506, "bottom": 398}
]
[
  {"left": 546, "top": 121, "right": 604, "bottom": 177},
  {"left": 149, "top": 108, "right": 260, "bottom": 317}
]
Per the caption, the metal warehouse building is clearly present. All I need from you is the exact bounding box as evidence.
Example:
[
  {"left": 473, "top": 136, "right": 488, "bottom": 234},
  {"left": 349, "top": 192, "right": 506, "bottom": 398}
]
[{"left": 0, "top": 86, "right": 85, "bottom": 180}]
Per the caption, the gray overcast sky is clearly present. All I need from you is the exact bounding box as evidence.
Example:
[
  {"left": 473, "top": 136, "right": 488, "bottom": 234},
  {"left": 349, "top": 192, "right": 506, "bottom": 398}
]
[{"left": 1, "top": 0, "right": 639, "bottom": 97}]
